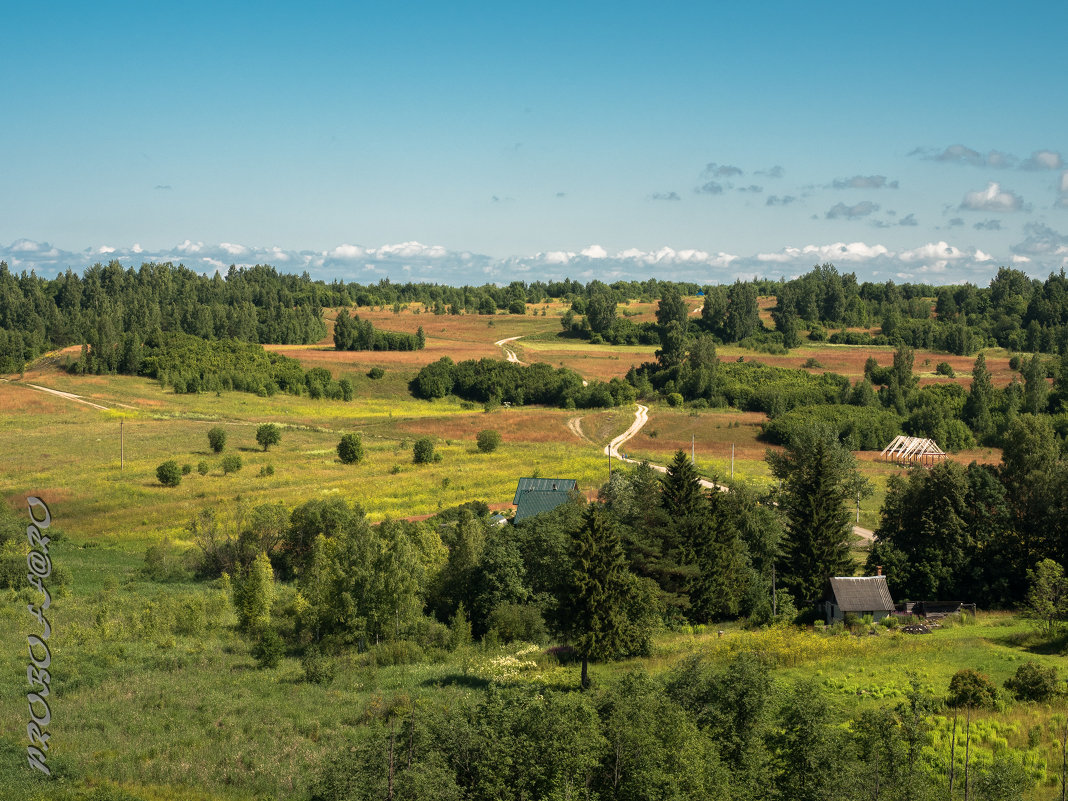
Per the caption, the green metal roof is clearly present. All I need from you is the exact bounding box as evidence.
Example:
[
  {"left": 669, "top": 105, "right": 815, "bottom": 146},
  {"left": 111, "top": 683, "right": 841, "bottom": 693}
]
[
  {"left": 514, "top": 489, "right": 573, "bottom": 523},
  {"left": 512, "top": 477, "right": 577, "bottom": 505}
]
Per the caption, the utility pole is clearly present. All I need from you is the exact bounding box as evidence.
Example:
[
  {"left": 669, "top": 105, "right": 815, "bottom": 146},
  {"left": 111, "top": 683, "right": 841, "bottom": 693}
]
[{"left": 856, "top": 490, "right": 860, "bottom": 525}]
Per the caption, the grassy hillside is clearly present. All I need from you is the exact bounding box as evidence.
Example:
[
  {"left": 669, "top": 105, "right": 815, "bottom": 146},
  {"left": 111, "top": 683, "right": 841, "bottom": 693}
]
[{"left": 2, "top": 300, "right": 1051, "bottom": 800}]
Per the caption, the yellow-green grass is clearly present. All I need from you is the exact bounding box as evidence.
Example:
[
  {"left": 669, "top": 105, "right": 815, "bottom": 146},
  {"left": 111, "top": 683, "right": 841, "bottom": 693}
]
[{"left": 1, "top": 371, "right": 625, "bottom": 543}]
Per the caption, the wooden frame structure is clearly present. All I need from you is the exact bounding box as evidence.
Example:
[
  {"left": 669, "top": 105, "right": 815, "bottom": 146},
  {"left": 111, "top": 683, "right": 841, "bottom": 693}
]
[{"left": 880, "top": 435, "right": 947, "bottom": 466}]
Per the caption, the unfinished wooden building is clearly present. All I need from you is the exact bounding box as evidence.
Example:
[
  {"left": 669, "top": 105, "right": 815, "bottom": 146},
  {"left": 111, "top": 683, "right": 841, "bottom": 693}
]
[{"left": 880, "top": 435, "right": 947, "bottom": 467}]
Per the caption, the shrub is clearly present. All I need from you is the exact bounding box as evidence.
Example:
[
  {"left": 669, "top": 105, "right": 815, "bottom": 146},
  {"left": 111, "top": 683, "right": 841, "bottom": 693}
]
[
  {"left": 666, "top": 392, "right": 684, "bottom": 407},
  {"left": 947, "top": 668, "right": 999, "bottom": 708},
  {"left": 339, "top": 377, "right": 354, "bottom": 401},
  {"left": 197, "top": 461, "right": 209, "bottom": 475},
  {"left": 181, "top": 463, "right": 192, "bottom": 475},
  {"left": 413, "top": 437, "right": 435, "bottom": 464},
  {"left": 256, "top": 423, "right": 281, "bottom": 451},
  {"left": 367, "top": 366, "right": 385, "bottom": 380},
  {"left": 221, "top": 454, "right": 243, "bottom": 474},
  {"left": 935, "top": 362, "right": 956, "bottom": 378},
  {"left": 156, "top": 460, "right": 182, "bottom": 487},
  {"left": 302, "top": 646, "right": 338, "bottom": 684},
  {"left": 258, "top": 464, "right": 274, "bottom": 477},
  {"left": 252, "top": 628, "right": 284, "bottom": 669},
  {"left": 1005, "top": 661, "right": 1059, "bottom": 702},
  {"left": 802, "top": 357, "right": 823, "bottom": 369},
  {"left": 476, "top": 429, "right": 502, "bottom": 453},
  {"left": 207, "top": 426, "right": 227, "bottom": 453},
  {"left": 337, "top": 433, "right": 365, "bottom": 464}
]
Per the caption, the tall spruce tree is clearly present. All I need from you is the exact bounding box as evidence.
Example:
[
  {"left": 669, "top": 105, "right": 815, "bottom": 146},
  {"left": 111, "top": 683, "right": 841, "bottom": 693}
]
[
  {"left": 657, "top": 450, "right": 706, "bottom": 614},
  {"left": 566, "top": 504, "right": 649, "bottom": 688},
  {"left": 688, "top": 490, "right": 749, "bottom": 621},
  {"left": 768, "top": 425, "right": 868, "bottom": 602},
  {"left": 964, "top": 352, "right": 995, "bottom": 440}
]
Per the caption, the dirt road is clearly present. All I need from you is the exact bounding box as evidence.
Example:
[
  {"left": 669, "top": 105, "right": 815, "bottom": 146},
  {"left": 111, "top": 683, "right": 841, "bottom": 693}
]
[
  {"left": 494, "top": 336, "right": 524, "bottom": 364},
  {"left": 2, "top": 379, "right": 111, "bottom": 411}
]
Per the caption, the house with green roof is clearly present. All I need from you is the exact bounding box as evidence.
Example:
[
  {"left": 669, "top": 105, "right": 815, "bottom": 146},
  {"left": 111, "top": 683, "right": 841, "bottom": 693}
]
[{"left": 512, "top": 477, "right": 577, "bottom": 523}]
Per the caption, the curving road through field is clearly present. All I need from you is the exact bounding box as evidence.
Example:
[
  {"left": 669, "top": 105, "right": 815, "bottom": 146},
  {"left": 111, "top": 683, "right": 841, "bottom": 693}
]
[{"left": 494, "top": 336, "right": 524, "bottom": 364}]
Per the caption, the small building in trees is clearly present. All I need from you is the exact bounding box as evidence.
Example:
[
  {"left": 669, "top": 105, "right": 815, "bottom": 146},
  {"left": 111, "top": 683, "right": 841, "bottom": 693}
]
[
  {"left": 825, "top": 575, "right": 895, "bottom": 624},
  {"left": 512, "top": 477, "right": 577, "bottom": 523},
  {"left": 880, "top": 435, "right": 947, "bottom": 467}
]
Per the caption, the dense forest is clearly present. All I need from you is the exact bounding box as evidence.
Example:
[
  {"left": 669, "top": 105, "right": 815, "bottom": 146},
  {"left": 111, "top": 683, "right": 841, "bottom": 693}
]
[{"left": 4, "top": 258, "right": 1068, "bottom": 372}]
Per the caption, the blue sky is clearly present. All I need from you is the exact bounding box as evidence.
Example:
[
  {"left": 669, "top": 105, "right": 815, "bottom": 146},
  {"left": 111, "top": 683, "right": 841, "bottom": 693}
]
[{"left": 3, "top": 1, "right": 1067, "bottom": 285}]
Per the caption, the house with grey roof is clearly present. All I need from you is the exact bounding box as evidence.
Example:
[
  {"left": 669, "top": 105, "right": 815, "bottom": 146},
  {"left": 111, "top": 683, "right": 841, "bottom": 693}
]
[
  {"left": 825, "top": 574, "right": 895, "bottom": 624},
  {"left": 512, "top": 477, "right": 577, "bottom": 523}
]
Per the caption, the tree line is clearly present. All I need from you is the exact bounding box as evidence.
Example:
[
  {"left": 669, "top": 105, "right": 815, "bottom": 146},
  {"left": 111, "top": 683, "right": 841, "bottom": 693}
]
[
  {"left": 72, "top": 330, "right": 354, "bottom": 399},
  {"left": 412, "top": 357, "right": 637, "bottom": 409},
  {"left": 333, "top": 310, "right": 425, "bottom": 351},
  {"left": 0, "top": 261, "right": 328, "bottom": 372}
]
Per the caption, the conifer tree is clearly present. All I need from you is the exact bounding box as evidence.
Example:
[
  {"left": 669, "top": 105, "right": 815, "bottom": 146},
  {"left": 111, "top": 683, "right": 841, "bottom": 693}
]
[
  {"left": 964, "top": 352, "right": 995, "bottom": 439},
  {"left": 567, "top": 505, "right": 648, "bottom": 688},
  {"left": 769, "top": 426, "right": 868, "bottom": 602}
]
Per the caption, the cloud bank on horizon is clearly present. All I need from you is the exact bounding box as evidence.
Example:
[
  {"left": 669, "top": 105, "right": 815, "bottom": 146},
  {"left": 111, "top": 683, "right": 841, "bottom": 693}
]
[{"left": 5, "top": 225, "right": 1066, "bottom": 287}]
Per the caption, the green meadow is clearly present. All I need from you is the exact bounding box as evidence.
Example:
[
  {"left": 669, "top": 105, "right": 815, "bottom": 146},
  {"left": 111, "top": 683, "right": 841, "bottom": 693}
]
[{"left": 0, "top": 310, "right": 1056, "bottom": 799}]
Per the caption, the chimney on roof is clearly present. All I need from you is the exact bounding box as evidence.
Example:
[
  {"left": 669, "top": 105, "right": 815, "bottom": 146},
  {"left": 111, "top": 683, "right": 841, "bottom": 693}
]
[{"left": 876, "top": 565, "right": 883, "bottom": 577}]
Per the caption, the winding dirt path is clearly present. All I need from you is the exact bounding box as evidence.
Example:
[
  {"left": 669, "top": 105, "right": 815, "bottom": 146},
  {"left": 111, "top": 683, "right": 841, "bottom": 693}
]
[
  {"left": 566, "top": 416, "right": 590, "bottom": 442},
  {"left": 494, "top": 336, "right": 524, "bottom": 364}
]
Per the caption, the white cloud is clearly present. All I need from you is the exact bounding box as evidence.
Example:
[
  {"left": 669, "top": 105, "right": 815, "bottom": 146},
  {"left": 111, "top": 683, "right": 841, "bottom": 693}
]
[
  {"left": 1061, "top": 171, "right": 1068, "bottom": 193},
  {"left": 542, "top": 251, "right": 574, "bottom": 265},
  {"left": 960, "top": 182, "right": 1025, "bottom": 212},
  {"left": 757, "top": 242, "right": 890, "bottom": 263},
  {"left": 900, "top": 241, "right": 967, "bottom": 262},
  {"left": 0, "top": 234, "right": 1057, "bottom": 288},
  {"left": 370, "top": 241, "right": 448, "bottom": 259},
  {"left": 329, "top": 244, "right": 366, "bottom": 260}
]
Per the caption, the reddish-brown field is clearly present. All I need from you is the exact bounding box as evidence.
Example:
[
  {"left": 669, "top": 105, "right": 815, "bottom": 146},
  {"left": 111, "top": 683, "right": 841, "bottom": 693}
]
[{"left": 516, "top": 346, "right": 653, "bottom": 381}]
